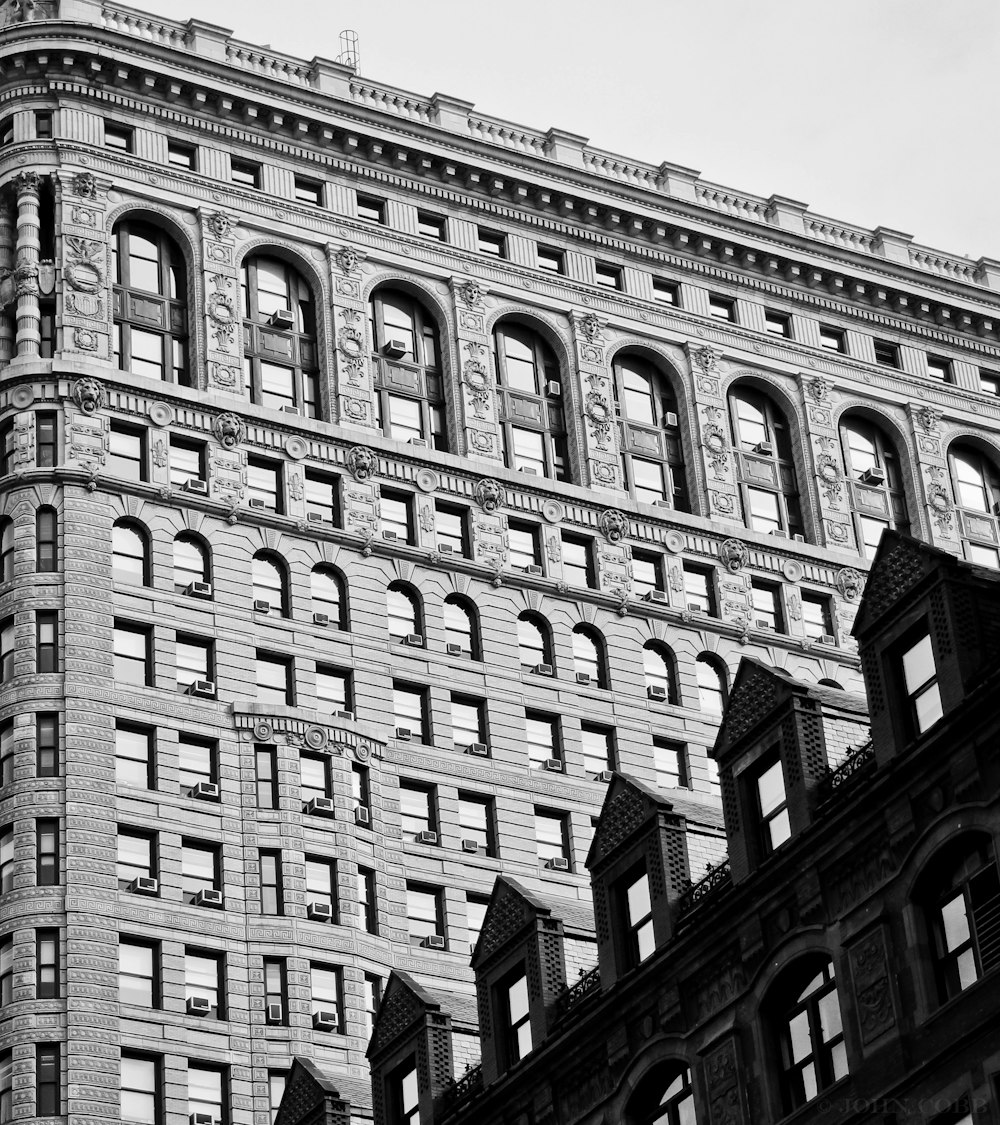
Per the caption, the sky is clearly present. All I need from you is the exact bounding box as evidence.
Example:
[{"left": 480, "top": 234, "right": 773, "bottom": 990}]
[{"left": 129, "top": 0, "right": 1000, "bottom": 262}]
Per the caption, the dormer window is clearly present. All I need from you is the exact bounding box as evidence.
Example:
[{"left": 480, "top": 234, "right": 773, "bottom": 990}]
[
  {"left": 755, "top": 754, "right": 790, "bottom": 856},
  {"left": 621, "top": 865, "right": 654, "bottom": 967},
  {"left": 899, "top": 627, "right": 942, "bottom": 736},
  {"left": 391, "top": 1058, "right": 419, "bottom": 1125},
  {"left": 499, "top": 967, "right": 532, "bottom": 1067}
]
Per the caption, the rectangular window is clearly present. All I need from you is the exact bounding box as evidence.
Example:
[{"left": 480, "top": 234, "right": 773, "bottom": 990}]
[
  {"left": 381, "top": 490, "right": 414, "bottom": 544},
  {"left": 562, "top": 534, "right": 596, "bottom": 588},
  {"left": 508, "top": 520, "right": 541, "bottom": 570},
  {"left": 116, "top": 723, "right": 154, "bottom": 788},
  {"left": 256, "top": 651, "right": 293, "bottom": 706},
  {"left": 119, "top": 938, "right": 158, "bottom": 1007},
  {"left": 979, "top": 369, "right": 1000, "bottom": 397},
  {"left": 34, "top": 112, "right": 52, "bottom": 140},
  {"left": 755, "top": 754, "right": 790, "bottom": 855},
  {"left": 0, "top": 617, "right": 12, "bottom": 682},
  {"left": 357, "top": 193, "right": 385, "bottom": 223},
  {"left": 315, "top": 666, "right": 351, "bottom": 717},
  {"left": 168, "top": 437, "right": 206, "bottom": 488},
  {"left": 708, "top": 294, "right": 736, "bottom": 321},
  {"left": 310, "top": 963, "right": 344, "bottom": 1032},
  {"left": 185, "top": 948, "right": 223, "bottom": 1018},
  {"left": 36, "top": 929, "right": 59, "bottom": 998},
  {"left": 417, "top": 211, "right": 446, "bottom": 240},
  {"left": 181, "top": 840, "right": 220, "bottom": 904},
  {"left": 683, "top": 565, "right": 716, "bottom": 615},
  {"left": 652, "top": 278, "right": 679, "bottom": 305},
  {"left": 435, "top": 502, "right": 470, "bottom": 556},
  {"left": 451, "top": 694, "right": 486, "bottom": 749},
  {"left": 595, "top": 262, "right": 622, "bottom": 290},
  {"left": 764, "top": 310, "right": 792, "bottom": 337},
  {"left": 581, "top": 723, "right": 615, "bottom": 777},
  {"left": 526, "top": 711, "right": 561, "bottom": 769},
  {"left": 117, "top": 829, "right": 156, "bottom": 889},
  {"left": 35, "top": 818, "right": 58, "bottom": 885},
  {"left": 167, "top": 141, "right": 197, "bottom": 169},
  {"left": 537, "top": 246, "right": 564, "bottom": 274},
  {"left": 188, "top": 1063, "right": 227, "bottom": 1125},
  {"left": 305, "top": 470, "right": 340, "bottom": 525},
  {"left": 818, "top": 325, "right": 846, "bottom": 353},
  {"left": 259, "top": 850, "right": 283, "bottom": 915},
  {"left": 294, "top": 177, "right": 322, "bottom": 205},
  {"left": 458, "top": 792, "right": 495, "bottom": 855},
  {"left": 178, "top": 735, "right": 216, "bottom": 795},
  {"left": 477, "top": 228, "right": 506, "bottom": 258},
  {"left": 405, "top": 882, "right": 445, "bottom": 947},
  {"left": 358, "top": 866, "right": 378, "bottom": 935},
  {"left": 263, "top": 958, "right": 287, "bottom": 1023},
  {"left": 631, "top": 550, "right": 666, "bottom": 599},
  {"left": 400, "top": 781, "right": 437, "bottom": 841},
  {"left": 652, "top": 738, "right": 689, "bottom": 789},
  {"left": 176, "top": 634, "right": 213, "bottom": 692},
  {"left": 104, "top": 122, "right": 133, "bottom": 152},
  {"left": 0, "top": 722, "right": 11, "bottom": 787},
  {"left": 393, "top": 681, "right": 430, "bottom": 742},
  {"left": 247, "top": 458, "right": 282, "bottom": 513},
  {"left": 0, "top": 421, "right": 13, "bottom": 478},
  {"left": 801, "top": 593, "right": 834, "bottom": 641},
  {"left": 35, "top": 412, "right": 57, "bottom": 468},
  {"left": 362, "top": 973, "right": 383, "bottom": 1042},
  {"left": 534, "top": 809, "right": 570, "bottom": 869},
  {"left": 36, "top": 1044, "right": 60, "bottom": 1116},
  {"left": 926, "top": 355, "right": 952, "bottom": 382},
  {"left": 0, "top": 828, "right": 10, "bottom": 895},
  {"left": 35, "top": 713, "right": 58, "bottom": 778},
  {"left": 499, "top": 968, "right": 532, "bottom": 1066},
  {"left": 352, "top": 764, "right": 371, "bottom": 817},
  {"left": 620, "top": 866, "right": 655, "bottom": 967},
  {"left": 0, "top": 937, "right": 10, "bottom": 1005},
  {"left": 35, "top": 506, "right": 57, "bottom": 573},
  {"left": 751, "top": 581, "right": 784, "bottom": 632},
  {"left": 108, "top": 424, "right": 146, "bottom": 482},
  {"left": 305, "top": 855, "right": 337, "bottom": 918},
  {"left": 466, "top": 894, "right": 490, "bottom": 953},
  {"left": 873, "top": 339, "right": 900, "bottom": 368},
  {"left": 255, "top": 746, "right": 278, "bottom": 809},
  {"left": 300, "top": 753, "right": 331, "bottom": 805},
  {"left": 231, "top": 158, "right": 261, "bottom": 188},
  {"left": 900, "top": 627, "right": 943, "bottom": 734},
  {"left": 35, "top": 611, "right": 58, "bottom": 673},
  {"left": 121, "top": 1053, "right": 159, "bottom": 1125},
  {"left": 268, "top": 1073, "right": 287, "bottom": 1125}
]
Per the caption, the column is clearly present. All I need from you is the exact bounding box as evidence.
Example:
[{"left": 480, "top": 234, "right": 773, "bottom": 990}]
[
  {"left": 201, "top": 208, "right": 244, "bottom": 397},
  {"left": 909, "top": 403, "right": 960, "bottom": 554},
  {"left": 797, "top": 373, "right": 854, "bottom": 552},
  {"left": 0, "top": 196, "right": 14, "bottom": 365},
  {"left": 569, "top": 311, "right": 625, "bottom": 493},
  {"left": 685, "top": 342, "right": 742, "bottom": 526},
  {"left": 13, "top": 172, "right": 41, "bottom": 358},
  {"left": 450, "top": 277, "right": 502, "bottom": 463},
  {"left": 327, "top": 243, "right": 377, "bottom": 432}
]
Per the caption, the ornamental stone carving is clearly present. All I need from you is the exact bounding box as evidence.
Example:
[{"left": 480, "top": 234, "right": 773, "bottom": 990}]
[
  {"left": 927, "top": 482, "right": 954, "bottom": 532},
  {"left": 334, "top": 245, "right": 364, "bottom": 274},
  {"left": 836, "top": 566, "right": 864, "bottom": 601},
  {"left": 336, "top": 326, "right": 365, "bottom": 359},
  {"left": 807, "top": 376, "right": 830, "bottom": 403},
  {"left": 917, "top": 405, "right": 940, "bottom": 433},
  {"left": 72, "top": 172, "right": 97, "bottom": 199},
  {"left": 13, "top": 170, "right": 39, "bottom": 195},
  {"left": 458, "top": 280, "right": 485, "bottom": 308},
  {"left": 816, "top": 453, "right": 843, "bottom": 506},
  {"left": 692, "top": 344, "right": 721, "bottom": 374},
  {"left": 584, "top": 392, "right": 613, "bottom": 445},
  {"left": 579, "top": 313, "right": 604, "bottom": 343},
  {"left": 462, "top": 359, "right": 491, "bottom": 415},
  {"left": 13, "top": 262, "right": 39, "bottom": 296},
  {"left": 599, "top": 509, "right": 629, "bottom": 543},
  {"left": 213, "top": 412, "right": 244, "bottom": 449},
  {"left": 65, "top": 237, "right": 104, "bottom": 293},
  {"left": 71, "top": 377, "right": 105, "bottom": 415},
  {"left": 702, "top": 423, "right": 729, "bottom": 478},
  {"left": 347, "top": 445, "right": 377, "bottom": 481},
  {"left": 719, "top": 538, "right": 748, "bottom": 572},
  {"left": 474, "top": 477, "right": 505, "bottom": 513},
  {"left": 206, "top": 211, "right": 233, "bottom": 240}
]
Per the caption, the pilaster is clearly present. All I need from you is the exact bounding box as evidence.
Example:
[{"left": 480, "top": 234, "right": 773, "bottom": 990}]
[
  {"left": 200, "top": 208, "right": 243, "bottom": 397},
  {"left": 907, "top": 403, "right": 959, "bottom": 554},
  {"left": 0, "top": 195, "right": 14, "bottom": 366},
  {"left": 686, "top": 342, "right": 742, "bottom": 527},
  {"left": 570, "top": 311, "right": 623, "bottom": 492},
  {"left": 450, "top": 277, "right": 502, "bottom": 462},
  {"left": 327, "top": 244, "right": 376, "bottom": 431},
  {"left": 58, "top": 171, "right": 112, "bottom": 363},
  {"left": 798, "top": 373, "right": 853, "bottom": 552}
]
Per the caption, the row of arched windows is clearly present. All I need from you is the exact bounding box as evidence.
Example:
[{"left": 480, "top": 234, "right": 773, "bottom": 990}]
[{"left": 111, "top": 215, "right": 1000, "bottom": 565}]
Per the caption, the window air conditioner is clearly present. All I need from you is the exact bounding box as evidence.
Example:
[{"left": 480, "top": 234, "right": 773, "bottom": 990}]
[
  {"left": 382, "top": 529, "right": 398, "bottom": 540},
  {"left": 307, "top": 901, "right": 334, "bottom": 922},
  {"left": 337, "top": 709, "right": 354, "bottom": 722},
  {"left": 129, "top": 876, "right": 159, "bottom": 896},
  {"left": 654, "top": 499, "right": 672, "bottom": 509},
  {"left": 312, "top": 1008, "right": 340, "bottom": 1031},
  {"left": 461, "top": 839, "right": 480, "bottom": 853},
  {"left": 532, "top": 663, "right": 553, "bottom": 676},
  {"left": 305, "top": 796, "right": 335, "bottom": 816},
  {"left": 665, "top": 411, "right": 679, "bottom": 427},
  {"left": 248, "top": 497, "right": 267, "bottom": 510},
  {"left": 191, "top": 781, "right": 220, "bottom": 801},
  {"left": 268, "top": 308, "right": 294, "bottom": 329},
  {"left": 647, "top": 685, "right": 667, "bottom": 701},
  {"left": 524, "top": 564, "right": 543, "bottom": 576},
  {"left": 395, "top": 727, "right": 412, "bottom": 740},
  {"left": 594, "top": 770, "right": 614, "bottom": 783},
  {"left": 437, "top": 542, "right": 455, "bottom": 554},
  {"left": 644, "top": 590, "right": 668, "bottom": 603},
  {"left": 382, "top": 339, "right": 407, "bottom": 359},
  {"left": 687, "top": 602, "right": 703, "bottom": 613},
  {"left": 404, "top": 633, "right": 424, "bottom": 647},
  {"left": 194, "top": 888, "right": 223, "bottom": 908},
  {"left": 545, "top": 857, "right": 569, "bottom": 871},
  {"left": 792, "top": 534, "right": 805, "bottom": 542},
  {"left": 183, "top": 478, "right": 208, "bottom": 494},
  {"left": 545, "top": 380, "right": 561, "bottom": 397},
  {"left": 446, "top": 643, "right": 462, "bottom": 656},
  {"left": 188, "top": 680, "right": 216, "bottom": 698},
  {"left": 575, "top": 672, "right": 591, "bottom": 685},
  {"left": 544, "top": 758, "right": 563, "bottom": 773},
  {"left": 819, "top": 634, "right": 836, "bottom": 646},
  {"left": 265, "top": 1002, "right": 283, "bottom": 1024},
  {"left": 861, "top": 466, "right": 885, "bottom": 485},
  {"left": 518, "top": 466, "right": 539, "bottom": 475},
  {"left": 280, "top": 405, "right": 299, "bottom": 415},
  {"left": 190, "top": 1114, "right": 216, "bottom": 1125},
  {"left": 187, "top": 581, "right": 212, "bottom": 598},
  {"left": 466, "top": 743, "right": 488, "bottom": 757},
  {"left": 422, "top": 934, "right": 445, "bottom": 949},
  {"left": 756, "top": 619, "right": 773, "bottom": 630},
  {"left": 407, "top": 438, "right": 428, "bottom": 448},
  {"left": 753, "top": 441, "right": 774, "bottom": 455},
  {"left": 187, "top": 995, "right": 211, "bottom": 1016},
  {"left": 354, "top": 805, "right": 371, "bottom": 826},
  {"left": 312, "top": 612, "right": 330, "bottom": 627},
  {"left": 416, "top": 830, "right": 438, "bottom": 845},
  {"left": 306, "top": 511, "right": 325, "bottom": 522}
]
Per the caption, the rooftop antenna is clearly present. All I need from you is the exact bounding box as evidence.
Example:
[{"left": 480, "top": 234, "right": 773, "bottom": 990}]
[{"left": 337, "top": 30, "right": 359, "bottom": 69}]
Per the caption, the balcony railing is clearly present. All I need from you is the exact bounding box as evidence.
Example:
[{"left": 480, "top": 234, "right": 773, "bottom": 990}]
[
  {"left": 818, "top": 738, "right": 875, "bottom": 803},
  {"left": 556, "top": 965, "right": 601, "bottom": 1018},
  {"left": 677, "top": 857, "right": 732, "bottom": 919},
  {"left": 442, "top": 1064, "right": 483, "bottom": 1112}
]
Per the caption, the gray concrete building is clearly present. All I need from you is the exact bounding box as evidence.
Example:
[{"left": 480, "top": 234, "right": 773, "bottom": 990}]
[{"left": 0, "top": 0, "right": 998, "bottom": 1122}]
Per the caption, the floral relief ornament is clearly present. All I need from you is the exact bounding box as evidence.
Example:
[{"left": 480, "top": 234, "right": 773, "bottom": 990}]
[
  {"left": 462, "top": 359, "right": 491, "bottom": 416},
  {"left": 585, "top": 392, "right": 613, "bottom": 445},
  {"left": 702, "top": 423, "right": 729, "bottom": 479},
  {"left": 816, "top": 453, "right": 844, "bottom": 506},
  {"left": 927, "top": 483, "right": 954, "bottom": 532}
]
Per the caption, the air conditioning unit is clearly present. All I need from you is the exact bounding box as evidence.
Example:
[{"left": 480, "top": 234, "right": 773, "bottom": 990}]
[
  {"left": 769, "top": 529, "right": 785, "bottom": 537},
  {"left": 248, "top": 497, "right": 267, "bottom": 510},
  {"left": 819, "top": 634, "right": 836, "bottom": 645},
  {"left": 280, "top": 405, "right": 299, "bottom": 415},
  {"left": 544, "top": 758, "right": 563, "bottom": 772},
  {"left": 647, "top": 685, "right": 667, "bottom": 701},
  {"left": 268, "top": 308, "right": 294, "bottom": 329},
  {"left": 190, "top": 1114, "right": 216, "bottom": 1125},
  {"left": 416, "top": 830, "right": 438, "bottom": 845},
  {"left": 792, "top": 534, "right": 805, "bottom": 542},
  {"left": 266, "top": 1002, "right": 283, "bottom": 1024},
  {"left": 665, "top": 411, "right": 679, "bottom": 427},
  {"left": 306, "top": 511, "right": 326, "bottom": 522},
  {"left": 307, "top": 901, "right": 334, "bottom": 922},
  {"left": 395, "top": 727, "right": 412, "bottom": 740},
  {"left": 653, "top": 499, "right": 672, "bottom": 509},
  {"left": 594, "top": 769, "right": 614, "bottom": 783},
  {"left": 545, "top": 380, "right": 561, "bottom": 397},
  {"left": 575, "top": 672, "right": 591, "bottom": 685},
  {"left": 524, "top": 564, "right": 543, "bottom": 576},
  {"left": 337, "top": 709, "right": 354, "bottom": 722},
  {"left": 861, "top": 466, "right": 885, "bottom": 485},
  {"left": 644, "top": 590, "right": 668, "bottom": 604},
  {"left": 404, "top": 633, "right": 424, "bottom": 647},
  {"left": 466, "top": 742, "right": 488, "bottom": 757},
  {"left": 129, "top": 876, "right": 158, "bottom": 896},
  {"left": 187, "top": 995, "right": 211, "bottom": 1016},
  {"left": 532, "top": 662, "right": 553, "bottom": 676},
  {"left": 184, "top": 478, "right": 208, "bottom": 494},
  {"left": 545, "top": 857, "right": 569, "bottom": 871},
  {"left": 382, "top": 529, "right": 398, "bottom": 541},
  {"left": 753, "top": 440, "right": 774, "bottom": 455},
  {"left": 687, "top": 602, "right": 703, "bottom": 613},
  {"left": 312, "top": 1008, "right": 340, "bottom": 1031},
  {"left": 446, "top": 643, "right": 462, "bottom": 656},
  {"left": 191, "top": 781, "right": 219, "bottom": 801},
  {"left": 188, "top": 680, "right": 216, "bottom": 698},
  {"left": 756, "top": 619, "right": 773, "bottom": 630},
  {"left": 437, "top": 542, "right": 455, "bottom": 555},
  {"left": 312, "top": 612, "right": 330, "bottom": 627},
  {"left": 187, "top": 580, "right": 212, "bottom": 598},
  {"left": 305, "top": 796, "right": 335, "bottom": 816},
  {"left": 194, "top": 888, "right": 223, "bottom": 908},
  {"left": 422, "top": 934, "right": 445, "bottom": 949},
  {"left": 518, "top": 466, "right": 539, "bottom": 475},
  {"left": 382, "top": 339, "right": 407, "bottom": 359},
  {"left": 408, "top": 438, "right": 428, "bottom": 448},
  {"left": 354, "top": 805, "right": 371, "bottom": 826},
  {"left": 461, "top": 839, "right": 480, "bottom": 853}
]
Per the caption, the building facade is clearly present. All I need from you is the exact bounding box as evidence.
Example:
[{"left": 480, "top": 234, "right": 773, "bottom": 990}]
[{"left": 0, "top": 0, "right": 997, "bottom": 1122}]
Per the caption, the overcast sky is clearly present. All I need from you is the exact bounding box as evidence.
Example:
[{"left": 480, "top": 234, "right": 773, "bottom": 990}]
[{"left": 131, "top": 0, "right": 1000, "bottom": 263}]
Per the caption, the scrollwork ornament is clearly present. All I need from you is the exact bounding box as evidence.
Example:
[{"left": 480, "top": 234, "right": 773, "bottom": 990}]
[
  {"left": 585, "top": 392, "right": 613, "bottom": 445},
  {"left": 71, "top": 377, "right": 104, "bottom": 415},
  {"left": 719, "top": 538, "right": 748, "bottom": 572},
  {"left": 599, "top": 508, "right": 629, "bottom": 544},
  {"left": 817, "top": 453, "right": 844, "bottom": 505},
  {"left": 927, "top": 483, "right": 954, "bottom": 532},
  {"left": 702, "top": 423, "right": 729, "bottom": 478},
  {"left": 337, "top": 326, "right": 365, "bottom": 359},
  {"left": 463, "top": 359, "right": 491, "bottom": 414},
  {"left": 836, "top": 567, "right": 864, "bottom": 601},
  {"left": 13, "top": 170, "right": 39, "bottom": 196},
  {"left": 457, "top": 280, "right": 484, "bottom": 308},
  {"left": 13, "top": 263, "right": 38, "bottom": 296},
  {"left": 474, "top": 477, "right": 505, "bottom": 513},
  {"left": 347, "top": 445, "right": 377, "bottom": 481},
  {"left": 72, "top": 171, "right": 97, "bottom": 199},
  {"left": 206, "top": 211, "right": 232, "bottom": 240},
  {"left": 213, "top": 412, "right": 244, "bottom": 450}
]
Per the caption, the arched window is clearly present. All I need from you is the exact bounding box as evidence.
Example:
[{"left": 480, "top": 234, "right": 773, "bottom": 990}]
[
  {"left": 572, "top": 625, "right": 607, "bottom": 688},
  {"left": 839, "top": 415, "right": 909, "bottom": 558},
  {"left": 917, "top": 834, "right": 1000, "bottom": 1003},
  {"left": 369, "top": 288, "right": 446, "bottom": 450},
  {"left": 817, "top": 678, "right": 844, "bottom": 690},
  {"left": 625, "top": 1063, "right": 697, "bottom": 1125},
  {"left": 728, "top": 386, "right": 803, "bottom": 538},
  {"left": 695, "top": 655, "right": 727, "bottom": 715},
  {"left": 252, "top": 552, "right": 289, "bottom": 616},
  {"left": 112, "top": 519, "right": 150, "bottom": 586},
  {"left": 35, "top": 506, "right": 58, "bottom": 573},
  {"left": 948, "top": 443, "right": 1000, "bottom": 568},
  {"left": 444, "top": 595, "right": 479, "bottom": 660},
  {"left": 241, "top": 254, "right": 319, "bottom": 417},
  {"left": 311, "top": 566, "right": 347, "bottom": 629},
  {"left": 0, "top": 518, "right": 12, "bottom": 583},
  {"left": 643, "top": 642, "right": 678, "bottom": 704},
  {"left": 613, "top": 352, "right": 688, "bottom": 510},
  {"left": 517, "top": 613, "right": 552, "bottom": 671},
  {"left": 493, "top": 321, "right": 569, "bottom": 481},
  {"left": 386, "top": 583, "right": 422, "bottom": 643},
  {"left": 768, "top": 957, "right": 847, "bottom": 1114},
  {"left": 173, "top": 533, "right": 210, "bottom": 594},
  {"left": 112, "top": 219, "right": 188, "bottom": 384}
]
